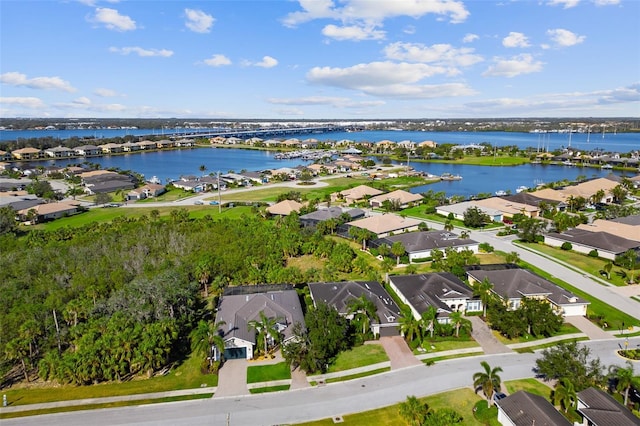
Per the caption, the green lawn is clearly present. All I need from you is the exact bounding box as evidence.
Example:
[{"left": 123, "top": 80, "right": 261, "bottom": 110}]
[
  {"left": 504, "top": 378, "right": 552, "bottom": 399},
  {"left": 493, "top": 323, "right": 582, "bottom": 345},
  {"left": 246, "top": 362, "right": 291, "bottom": 384},
  {"left": 327, "top": 344, "right": 389, "bottom": 373},
  {"left": 296, "top": 387, "right": 493, "bottom": 426},
  {"left": 2, "top": 354, "right": 217, "bottom": 407},
  {"left": 33, "top": 205, "right": 253, "bottom": 230},
  {"left": 417, "top": 339, "right": 480, "bottom": 354},
  {"left": 324, "top": 368, "right": 391, "bottom": 384},
  {"left": 518, "top": 242, "right": 635, "bottom": 287},
  {"left": 249, "top": 384, "right": 290, "bottom": 394}
]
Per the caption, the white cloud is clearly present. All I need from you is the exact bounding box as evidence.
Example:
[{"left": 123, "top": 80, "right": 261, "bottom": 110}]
[
  {"left": 109, "top": 46, "right": 174, "bottom": 57},
  {"left": 267, "top": 96, "right": 385, "bottom": 108},
  {"left": 596, "top": 83, "right": 640, "bottom": 104},
  {"left": 546, "top": 29, "right": 586, "bottom": 47},
  {"left": 322, "top": 24, "right": 385, "bottom": 41},
  {"left": 383, "top": 42, "right": 483, "bottom": 67},
  {"left": 0, "top": 72, "right": 76, "bottom": 92},
  {"left": 91, "top": 7, "right": 136, "bottom": 31},
  {"left": 283, "top": 0, "right": 470, "bottom": 28},
  {"left": 73, "top": 97, "right": 92, "bottom": 105},
  {"left": 255, "top": 56, "right": 278, "bottom": 68},
  {"left": 94, "top": 88, "right": 118, "bottom": 97},
  {"left": 502, "top": 32, "right": 530, "bottom": 48},
  {"left": 593, "top": 0, "right": 619, "bottom": 5},
  {"left": 482, "top": 54, "right": 544, "bottom": 77},
  {"left": 462, "top": 33, "right": 478, "bottom": 43},
  {"left": 306, "top": 61, "right": 476, "bottom": 98},
  {"left": 203, "top": 54, "right": 232, "bottom": 67},
  {"left": 0, "top": 96, "right": 45, "bottom": 109},
  {"left": 184, "top": 9, "right": 214, "bottom": 33},
  {"left": 547, "top": 0, "right": 580, "bottom": 8},
  {"left": 403, "top": 25, "right": 416, "bottom": 35}
]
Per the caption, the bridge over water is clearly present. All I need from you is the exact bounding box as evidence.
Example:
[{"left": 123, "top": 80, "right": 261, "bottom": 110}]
[{"left": 172, "top": 125, "right": 357, "bottom": 139}]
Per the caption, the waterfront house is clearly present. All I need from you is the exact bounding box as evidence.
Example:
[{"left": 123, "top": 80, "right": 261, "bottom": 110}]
[
  {"left": 372, "top": 230, "right": 479, "bottom": 263},
  {"left": 544, "top": 228, "right": 640, "bottom": 260},
  {"left": 0, "top": 150, "right": 11, "bottom": 161},
  {"left": 576, "top": 387, "right": 640, "bottom": 426},
  {"left": 345, "top": 213, "right": 422, "bottom": 239},
  {"left": 308, "top": 280, "right": 401, "bottom": 336},
  {"left": 436, "top": 200, "right": 503, "bottom": 223},
  {"left": 496, "top": 391, "right": 571, "bottom": 426},
  {"left": 11, "top": 147, "right": 41, "bottom": 160},
  {"left": 156, "top": 140, "right": 174, "bottom": 149},
  {"left": 266, "top": 199, "right": 302, "bottom": 216},
  {"left": 214, "top": 285, "right": 305, "bottom": 360},
  {"left": 301, "top": 138, "right": 319, "bottom": 149},
  {"left": 418, "top": 140, "right": 437, "bottom": 149},
  {"left": 209, "top": 136, "right": 226, "bottom": 145},
  {"left": 121, "top": 142, "right": 141, "bottom": 152},
  {"left": 331, "top": 184, "right": 383, "bottom": 204},
  {"left": 396, "top": 140, "right": 416, "bottom": 150},
  {"left": 44, "top": 146, "right": 74, "bottom": 158},
  {"left": 136, "top": 140, "right": 157, "bottom": 150},
  {"left": 171, "top": 179, "right": 207, "bottom": 193},
  {"left": 245, "top": 137, "right": 263, "bottom": 146},
  {"left": 73, "top": 145, "right": 101, "bottom": 156},
  {"left": 99, "top": 143, "right": 123, "bottom": 154},
  {"left": 474, "top": 197, "right": 539, "bottom": 218},
  {"left": 576, "top": 217, "right": 640, "bottom": 243},
  {"left": 466, "top": 264, "right": 588, "bottom": 316},
  {"left": 388, "top": 273, "right": 482, "bottom": 323},
  {"left": 369, "top": 189, "right": 423, "bottom": 209},
  {"left": 175, "top": 139, "right": 195, "bottom": 147}
]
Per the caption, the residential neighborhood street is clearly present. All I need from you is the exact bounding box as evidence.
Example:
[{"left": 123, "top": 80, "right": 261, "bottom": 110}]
[{"left": 3, "top": 338, "right": 637, "bottom": 426}]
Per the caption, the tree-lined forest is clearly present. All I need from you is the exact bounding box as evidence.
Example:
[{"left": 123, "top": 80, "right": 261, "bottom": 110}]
[{"left": 0, "top": 212, "right": 358, "bottom": 385}]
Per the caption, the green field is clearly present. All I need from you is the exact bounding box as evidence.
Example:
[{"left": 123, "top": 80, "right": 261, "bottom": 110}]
[
  {"left": 247, "top": 362, "right": 291, "bottom": 384},
  {"left": 327, "top": 344, "right": 389, "bottom": 373}
]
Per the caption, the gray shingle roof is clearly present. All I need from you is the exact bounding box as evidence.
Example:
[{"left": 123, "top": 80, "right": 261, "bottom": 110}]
[
  {"left": 577, "top": 387, "right": 640, "bottom": 426},
  {"left": 389, "top": 273, "right": 473, "bottom": 318},
  {"left": 215, "top": 288, "right": 305, "bottom": 345},
  {"left": 546, "top": 228, "right": 640, "bottom": 254},
  {"left": 497, "top": 391, "right": 571, "bottom": 426},
  {"left": 308, "top": 281, "right": 401, "bottom": 325},
  {"left": 374, "top": 230, "right": 477, "bottom": 253}
]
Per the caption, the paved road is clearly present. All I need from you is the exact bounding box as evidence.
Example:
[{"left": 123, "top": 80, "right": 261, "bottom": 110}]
[{"left": 3, "top": 339, "right": 637, "bottom": 426}]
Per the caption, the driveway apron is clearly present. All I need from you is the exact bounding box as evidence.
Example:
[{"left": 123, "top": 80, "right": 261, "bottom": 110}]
[
  {"left": 468, "top": 316, "right": 513, "bottom": 354},
  {"left": 564, "top": 316, "right": 612, "bottom": 340},
  {"left": 214, "top": 359, "right": 249, "bottom": 398},
  {"left": 379, "top": 336, "right": 422, "bottom": 369}
]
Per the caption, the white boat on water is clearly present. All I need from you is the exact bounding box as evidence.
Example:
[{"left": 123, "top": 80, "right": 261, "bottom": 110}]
[
  {"left": 601, "top": 164, "right": 613, "bottom": 169},
  {"left": 149, "top": 175, "right": 161, "bottom": 184},
  {"left": 562, "top": 160, "right": 575, "bottom": 166},
  {"left": 495, "top": 190, "right": 507, "bottom": 196},
  {"left": 516, "top": 186, "right": 529, "bottom": 193}
]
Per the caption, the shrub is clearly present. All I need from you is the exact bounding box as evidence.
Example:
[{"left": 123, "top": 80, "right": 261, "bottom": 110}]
[
  {"left": 588, "top": 249, "right": 599, "bottom": 258},
  {"left": 561, "top": 242, "right": 573, "bottom": 251},
  {"left": 479, "top": 242, "right": 494, "bottom": 253}
]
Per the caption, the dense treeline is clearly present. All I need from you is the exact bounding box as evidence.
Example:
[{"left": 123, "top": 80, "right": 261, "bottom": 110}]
[{"left": 0, "top": 212, "right": 358, "bottom": 385}]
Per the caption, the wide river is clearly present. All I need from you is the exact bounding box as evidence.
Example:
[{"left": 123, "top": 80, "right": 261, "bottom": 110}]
[{"left": 6, "top": 129, "right": 638, "bottom": 198}]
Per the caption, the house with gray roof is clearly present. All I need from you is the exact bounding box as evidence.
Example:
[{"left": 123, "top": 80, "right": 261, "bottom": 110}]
[
  {"left": 299, "top": 206, "right": 364, "bottom": 229},
  {"left": 466, "top": 264, "right": 588, "bottom": 317},
  {"left": 545, "top": 228, "right": 640, "bottom": 260},
  {"left": 388, "top": 273, "right": 482, "bottom": 323},
  {"left": 308, "top": 281, "right": 401, "bottom": 337},
  {"left": 496, "top": 390, "right": 571, "bottom": 426},
  {"left": 372, "top": 230, "right": 479, "bottom": 263},
  {"left": 214, "top": 285, "right": 305, "bottom": 360},
  {"left": 577, "top": 387, "right": 640, "bottom": 426}
]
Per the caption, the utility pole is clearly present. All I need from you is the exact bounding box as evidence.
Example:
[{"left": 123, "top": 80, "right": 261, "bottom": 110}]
[{"left": 217, "top": 171, "right": 222, "bottom": 214}]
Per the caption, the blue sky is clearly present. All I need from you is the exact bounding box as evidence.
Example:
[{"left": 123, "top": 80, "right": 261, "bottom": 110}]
[{"left": 1, "top": 0, "right": 639, "bottom": 119}]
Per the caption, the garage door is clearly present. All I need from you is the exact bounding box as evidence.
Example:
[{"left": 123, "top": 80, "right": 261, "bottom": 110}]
[
  {"left": 224, "top": 347, "right": 247, "bottom": 360},
  {"left": 380, "top": 325, "right": 400, "bottom": 337}
]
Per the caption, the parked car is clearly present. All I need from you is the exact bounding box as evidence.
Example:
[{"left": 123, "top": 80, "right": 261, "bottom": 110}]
[
  {"left": 194, "top": 200, "right": 204, "bottom": 205},
  {"left": 493, "top": 392, "right": 507, "bottom": 402}
]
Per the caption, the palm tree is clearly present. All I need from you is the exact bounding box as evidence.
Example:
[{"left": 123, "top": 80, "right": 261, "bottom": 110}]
[
  {"left": 473, "top": 361, "right": 503, "bottom": 407},
  {"left": 248, "top": 311, "right": 281, "bottom": 357},
  {"left": 398, "top": 395, "right": 429, "bottom": 426},
  {"left": 347, "top": 295, "right": 378, "bottom": 336},
  {"left": 420, "top": 306, "right": 438, "bottom": 340},
  {"left": 391, "top": 241, "right": 405, "bottom": 265},
  {"left": 199, "top": 164, "right": 207, "bottom": 176},
  {"left": 399, "top": 306, "right": 421, "bottom": 346},
  {"left": 473, "top": 277, "right": 494, "bottom": 317},
  {"left": 444, "top": 219, "right": 454, "bottom": 232},
  {"left": 612, "top": 361, "right": 635, "bottom": 406},
  {"left": 449, "top": 311, "right": 464, "bottom": 338},
  {"left": 552, "top": 377, "right": 576, "bottom": 413},
  {"left": 190, "top": 320, "right": 226, "bottom": 369},
  {"left": 459, "top": 230, "right": 470, "bottom": 239}
]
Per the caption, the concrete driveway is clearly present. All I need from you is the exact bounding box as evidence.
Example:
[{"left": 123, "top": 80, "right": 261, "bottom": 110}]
[
  {"left": 213, "top": 359, "right": 249, "bottom": 398},
  {"left": 379, "top": 336, "right": 422, "bottom": 369},
  {"left": 468, "top": 316, "right": 512, "bottom": 354},
  {"left": 564, "top": 316, "right": 612, "bottom": 340}
]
